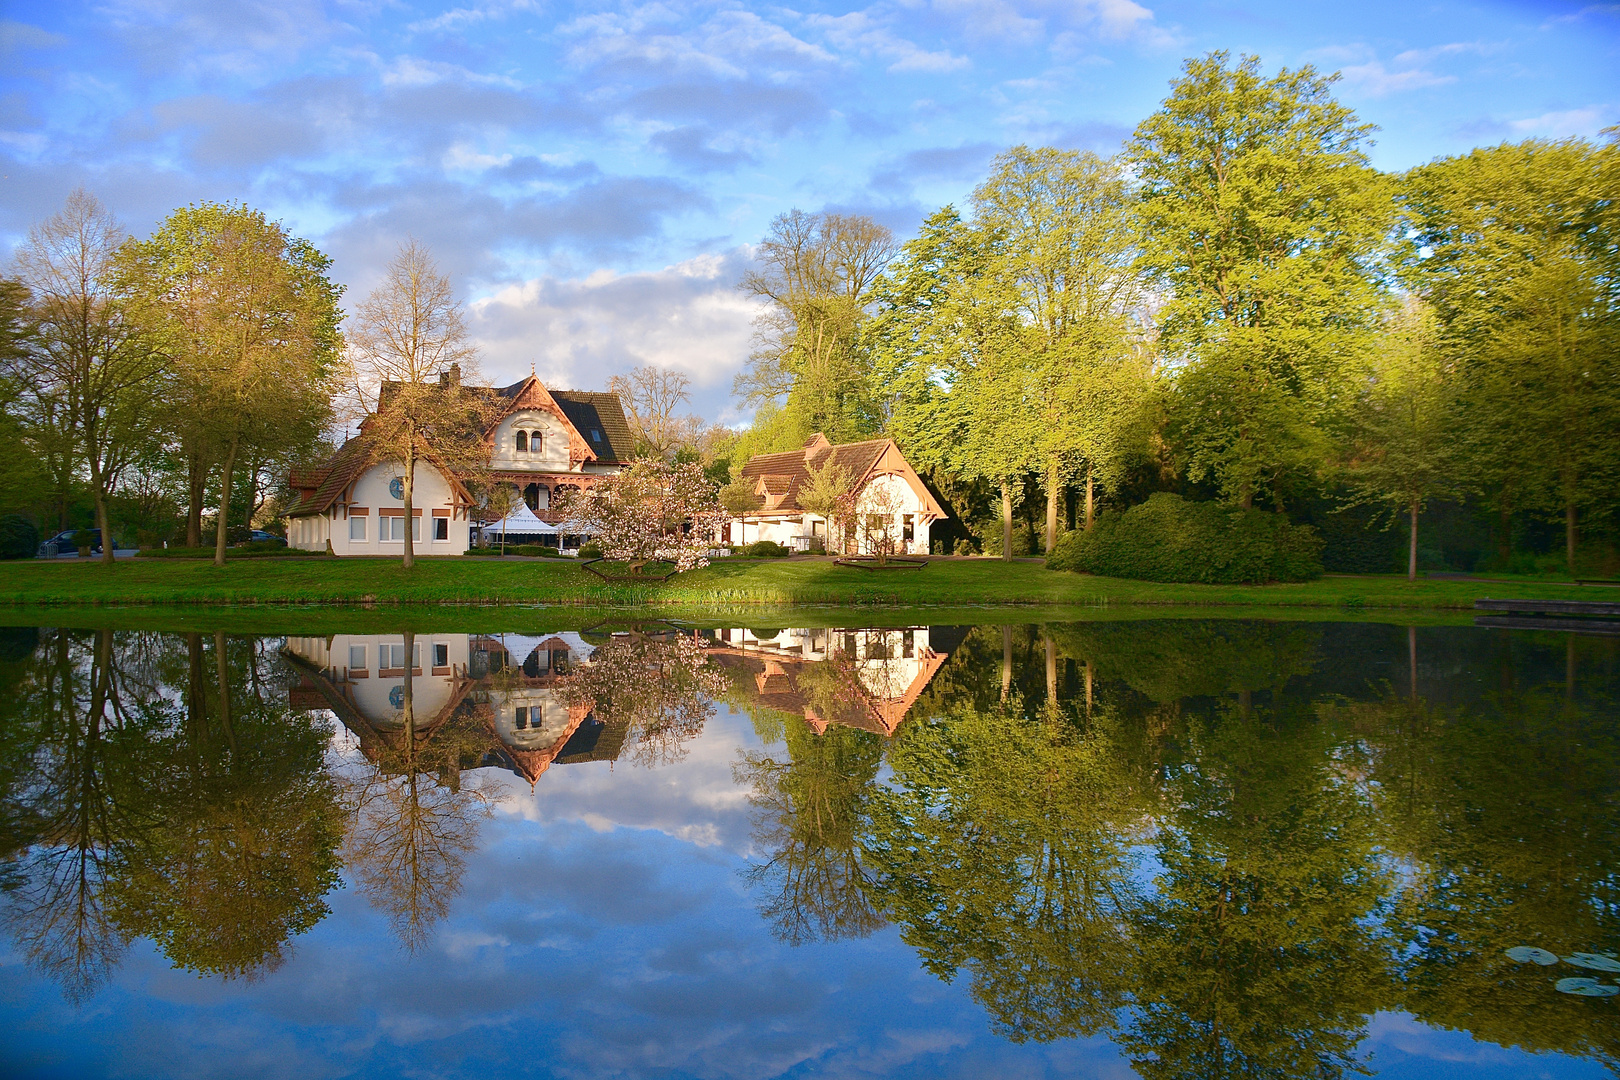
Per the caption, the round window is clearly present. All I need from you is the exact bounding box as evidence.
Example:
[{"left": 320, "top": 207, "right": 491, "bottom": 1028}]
[
  {"left": 389, "top": 477, "right": 404, "bottom": 500},
  {"left": 389, "top": 686, "right": 404, "bottom": 709}
]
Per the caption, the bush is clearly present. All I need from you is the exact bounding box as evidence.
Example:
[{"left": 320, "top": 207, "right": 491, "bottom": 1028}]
[
  {"left": 1046, "top": 493, "right": 1323, "bottom": 584},
  {"left": 577, "top": 543, "right": 604, "bottom": 560},
  {"left": 735, "top": 540, "right": 790, "bottom": 558},
  {"left": 0, "top": 515, "right": 39, "bottom": 560},
  {"left": 137, "top": 545, "right": 320, "bottom": 559}
]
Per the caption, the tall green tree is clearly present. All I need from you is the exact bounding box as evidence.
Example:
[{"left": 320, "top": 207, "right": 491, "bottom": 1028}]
[
  {"left": 971, "top": 146, "right": 1154, "bottom": 551},
  {"left": 1130, "top": 53, "right": 1390, "bottom": 510},
  {"left": 1397, "top": 139, "right": 1618, "bottom": 570},
  {"left": 1342, "top": 300, "right": 1469, "bottom": 580},
  {"left": 15, "top": 191, "right": 165, "bottom": 562},
  {"left": 118, "top": 202, "right": 343, "bottom": 565}
]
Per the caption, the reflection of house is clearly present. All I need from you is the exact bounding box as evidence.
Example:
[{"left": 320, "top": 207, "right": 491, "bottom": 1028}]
[
  {"left": 706, "top": 626, "right": 959, "bottom": 736},
  {"left": 286, "top": 368, "right": 635, "bottom": 556},
  {"left": 726, "top": 434, "right": 947, "bottom": 554},
  {"left": 284, "top": 632, "right": 627, "bottom": 787}
]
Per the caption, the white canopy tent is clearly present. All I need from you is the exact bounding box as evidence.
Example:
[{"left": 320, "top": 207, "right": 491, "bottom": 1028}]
[{"left": 481, "top": 502, "right": 557, "bottom": 542}]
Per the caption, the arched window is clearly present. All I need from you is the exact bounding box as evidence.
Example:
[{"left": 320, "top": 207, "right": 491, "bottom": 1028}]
[
  {"left": 529, "top": 431, "right": 543, "bottom": 454},
  {"left": 515, "top": 431, "right": 528, "bottom": 453}
]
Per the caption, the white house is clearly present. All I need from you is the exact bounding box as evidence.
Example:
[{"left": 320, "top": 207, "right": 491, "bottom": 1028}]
[
  {"left": 727, "top": 433, "right": 948, "bottom": 555},
  {"left": 286, "top": 368, "right": 635, "bottom": 555}
]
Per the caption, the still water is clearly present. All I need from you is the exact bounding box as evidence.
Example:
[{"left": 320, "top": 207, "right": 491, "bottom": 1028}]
[{"left": 0, "top": 618, "right": 1614, "bottom": 1079}]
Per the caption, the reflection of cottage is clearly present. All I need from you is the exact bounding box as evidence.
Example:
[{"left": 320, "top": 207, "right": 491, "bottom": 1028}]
[
  {"left": 726, "top": 434, "right": 947, "bottom": 554},
  {"left": 286, "top": 369, "right": 635, "bottom": 556},
  {"left": 284, "top": 632, "right": 627, "bottom": 787},
  {"left": 707, "top": 626, "right": 959, "bottom": 736}
]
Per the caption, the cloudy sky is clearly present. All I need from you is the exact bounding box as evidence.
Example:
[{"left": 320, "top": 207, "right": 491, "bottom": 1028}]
[{"left": 2, "top": 1, "right": 1615, "bottom": 423}]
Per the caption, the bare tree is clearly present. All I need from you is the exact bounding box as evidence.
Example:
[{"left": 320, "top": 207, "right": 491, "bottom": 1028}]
[
  {"left": 737, "top": 211, "right": 896, "bottom": 441},
  {"left": 14, "top": 191, "right": 163, "bottom": 564},
  {"left": 347, "top": 241, "right": 491, "bottom": 568},
  {"left": 608, "top": 364, "right": 704, "bottom": 457}
]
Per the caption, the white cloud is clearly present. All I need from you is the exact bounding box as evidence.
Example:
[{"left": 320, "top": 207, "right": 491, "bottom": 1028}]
[
  {"left": 1337, "top": 60, "right": 1455, "bottom": 96},
  {"left": 805, "top": 11, "right": 970, "bottom": 75},
  {"left": 1509, "top": 105, "right": 1614, "bottom": 137},
  {"left": 468, "top": 251, "right": 765, "bottom": 418}
]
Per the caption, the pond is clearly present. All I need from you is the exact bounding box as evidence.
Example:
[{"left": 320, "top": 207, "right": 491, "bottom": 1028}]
[{"left": 0, "top": 616, "right": 1614, "bottom": 1079}]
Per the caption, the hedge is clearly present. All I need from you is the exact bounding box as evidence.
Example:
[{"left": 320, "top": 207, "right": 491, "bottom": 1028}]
[
  {"left": 1046, "top": 492, "right": 1323, "bottom": 584},
  {"left": 734, "top": 540, "right": 790, "bottom": 558},
  {"left": 0, "top": 516, "right": 39, "bottom": 560}
]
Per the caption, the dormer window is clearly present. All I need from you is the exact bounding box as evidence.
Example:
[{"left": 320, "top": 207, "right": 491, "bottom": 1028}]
[{"left": 515, "top": 431, "right": 528, "bottom": 453}]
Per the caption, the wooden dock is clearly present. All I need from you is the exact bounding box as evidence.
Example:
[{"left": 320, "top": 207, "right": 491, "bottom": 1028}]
[{"left": 1474, "top": 615, "right": 1620, "bottom": 636}]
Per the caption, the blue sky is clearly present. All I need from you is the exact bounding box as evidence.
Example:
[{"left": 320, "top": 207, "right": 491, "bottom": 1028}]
[{"left": 1, "top": 0, "right": 1616, "bottom": 423}]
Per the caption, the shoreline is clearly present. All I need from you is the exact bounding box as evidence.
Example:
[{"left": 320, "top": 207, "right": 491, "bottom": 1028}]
[{"left": 0, "top": 555, "right": 1601, "bottom": 615}]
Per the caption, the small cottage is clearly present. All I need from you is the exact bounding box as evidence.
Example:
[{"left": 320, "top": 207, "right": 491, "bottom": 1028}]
[{"left": 728, "top": 433, "right": 947, "bottom": 555}]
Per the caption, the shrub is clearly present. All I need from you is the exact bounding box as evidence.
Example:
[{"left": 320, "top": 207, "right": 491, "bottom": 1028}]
[
  {"left": 1046, "top": 493, "right": 1323, "bottom": 584},
  {"left": 736, "top": 540, "right": 790, "bottom": 558},
  {"left": 577, "top": 543, "right": 604, "bottom": 560},
  {"left": 0, "top": 515, "right": 39, "bottom": 560}
]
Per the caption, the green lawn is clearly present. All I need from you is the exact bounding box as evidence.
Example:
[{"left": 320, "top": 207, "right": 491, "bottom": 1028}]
[{"left": 0, "top": 554, "right": 1605, "bottom": 612}]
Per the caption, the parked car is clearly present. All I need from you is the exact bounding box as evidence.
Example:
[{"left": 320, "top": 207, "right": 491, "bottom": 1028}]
[
  {"left": 241, "top": 529, "right": 287, "bottom": 547},
  {"left": 38, "top": 529, "right": 101, "bottom": 557}
]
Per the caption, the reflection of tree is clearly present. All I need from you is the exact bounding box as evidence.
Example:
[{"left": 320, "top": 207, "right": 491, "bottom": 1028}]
[
  {"left": 0, "top": 630, "right": 149, "bottom": 1001},
  {"left": 564, "top": 630, "right": 725, "bottom": 768},
  {"left": 0, "top": 628, "right": 342, "bottom": 999},
  {"left": 737, "top": 721, "right": 885, "bottom": 945},
  {"left": 108, "top": 631, "right": 343, "bottom": 979},
  {"left": 864, "top": 695, "right": 1146, "bottom": 1042},
  {"left": 342, "top": 633, "right": 492, "bottom": 953},
  {"left": 1352, "top": 686, "right": 1620, "bottom": 1067},
  {"left": 1121, "top": 703, "right": 1390, "bottom": 1080}
]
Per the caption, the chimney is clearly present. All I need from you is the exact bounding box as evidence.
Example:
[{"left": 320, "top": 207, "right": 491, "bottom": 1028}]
[{"left": 450, "top": 362, "right": 460, "bottom": 387}]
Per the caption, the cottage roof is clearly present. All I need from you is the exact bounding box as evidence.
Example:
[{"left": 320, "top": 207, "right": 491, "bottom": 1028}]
[
  {"left": 735, "top": 434, "right": 946, "bottom": 519},
  {"left": 550, "top": 390, "right": 635, "bottom": 464}
]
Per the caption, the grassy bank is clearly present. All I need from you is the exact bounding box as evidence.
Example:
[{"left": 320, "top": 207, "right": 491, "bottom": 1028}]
[{"left": 0, "top": 554, "right": 1605, "bottom": 611}]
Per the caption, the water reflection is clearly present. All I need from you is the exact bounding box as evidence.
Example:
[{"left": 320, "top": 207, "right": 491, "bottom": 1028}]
[{"left": 0, "top": 619, "right": 1614, "bottom": 1078}]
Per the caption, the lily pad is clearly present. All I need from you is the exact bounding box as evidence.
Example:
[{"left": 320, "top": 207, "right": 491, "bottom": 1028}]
[
  {"left": 1505, "top": 946, "right": 1560, "bottom": 966},
  {"left": 1554, "top": 977, "right": 1619, "bottom": 997},
  {"left": 1566, "top": 953, "right": 1620, "bottom": 973}
]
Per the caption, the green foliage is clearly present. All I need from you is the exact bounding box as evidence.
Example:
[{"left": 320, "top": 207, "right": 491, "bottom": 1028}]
[
  {"left": 576, "top": 543, "right": 603, "bottom": 560},
  {"left": 734, "top": 540, "right": 790, "bottom": 558},
  {"left": 137, "top": 544, "right": 319, "bottom": 559},
  {"left": 1047, "top": 493, "right": 1323, "bottom": 583},
  {"left": 0, "top": 515, "right": 39, "bottom": 559}
]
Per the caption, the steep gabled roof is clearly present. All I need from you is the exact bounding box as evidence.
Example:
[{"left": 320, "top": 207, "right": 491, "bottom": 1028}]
[
  {"left": 735, "top": 434, "right": 945, "bottom": 519},
  {"left": 552, "top": 391, "right": 635, "bottom": 464},
  {"left": 287, "top": 438, "right": 372, "bottom": 517}
]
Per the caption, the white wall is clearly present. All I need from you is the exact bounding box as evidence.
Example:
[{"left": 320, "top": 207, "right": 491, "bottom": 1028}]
[
  {"left": 292, "top": 461, "right": 470, "bottom": 556},
  {"left": 727, "top": 472, "right": 933, "bottom": 554},
  {"left": 286, "top": 633, "right": 471, "bottom": 726},
  {"left": 490, "top": 409, "right": 574, "bottom": 473}
]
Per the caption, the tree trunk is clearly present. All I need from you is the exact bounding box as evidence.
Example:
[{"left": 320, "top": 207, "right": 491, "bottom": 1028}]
[
  {"left": 1001, "top": 481, "right": 1013, "bottom": 563},
  {"left": 1408, "top": 499, "right": 1419, "bottom": 583},
  {"left": 1408, "top": 624, "right": 1417, "bottom": 703},
  {"left": 241, "top": 462, "right": 259, "bottom": 529},
  {"left": 1238, "top": 476, "right": 1253, "bottom": 511},
  {"left": 214, "top": 436, "right": 240, "bottom": 567},
  {"left": 93, "top": 486, "right": 114, "bottom": 565},
  {"left": 1000, "top": 625, "right": 1013, "bottom": 701},
  {"left": 1044, "top": 634, "right": 1057, "bottom": 703},
  {"left": 1084, "top": 468, "right": 1095, "bottom": 531},
  {"left": 1496, "top": 490, "right": 1512, "bottom": 563},
  {"left": 187, "top": 453, "right": 207, "bottom": 548},
  {"left": 1045, "top": 460, "right": 1060, "bottom": 554},
  {"left": 1566, "top": 502, "right": 1577, "bottom": 576},
  {"left": 402, "top": 434, "right": 416, "bottom": 569},
  {"left": 215, "top": 629, "right": 238, "bottom": 755}
]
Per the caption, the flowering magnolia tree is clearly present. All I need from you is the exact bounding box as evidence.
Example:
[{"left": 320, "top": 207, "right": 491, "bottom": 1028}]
[
  {"left": 564, "top": 631, "right": 727, "bottom": 767},
  {"left": 556, "top": 458, "right": 725, "bottom": 575}
]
